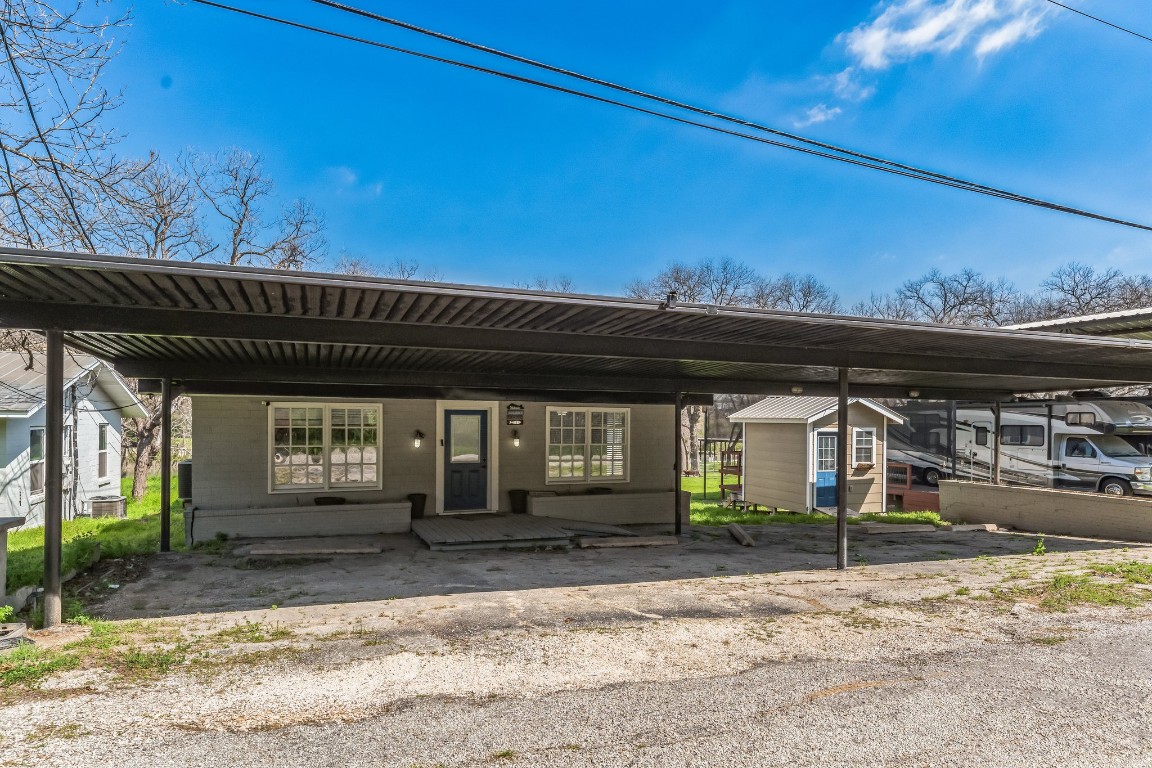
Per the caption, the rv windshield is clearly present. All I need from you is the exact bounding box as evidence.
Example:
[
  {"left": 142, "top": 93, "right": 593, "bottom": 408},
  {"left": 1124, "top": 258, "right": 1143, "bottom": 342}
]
[{"left": 1091, "top": 435, "right": 1144, "bottom": 458}]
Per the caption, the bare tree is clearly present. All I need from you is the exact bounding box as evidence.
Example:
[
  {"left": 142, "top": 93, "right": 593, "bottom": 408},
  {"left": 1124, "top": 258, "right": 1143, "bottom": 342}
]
[
  {"left": 751, "top": 273, "right": 840, "bottom": 313},
  {"left": 515, "top": 276, "right": 575, "bottom": 292},
  {"left": 0, "top": 1, "right": 144, "bottom": 252},
  {"left": 186, "top": 149, "right": 326, "bottom": 270},
  {"left": 853, "top": 268, "right": 1020, "bottom": 326},
  {"left": 111, "top": 159, "right": 214, "bottom": 261}
]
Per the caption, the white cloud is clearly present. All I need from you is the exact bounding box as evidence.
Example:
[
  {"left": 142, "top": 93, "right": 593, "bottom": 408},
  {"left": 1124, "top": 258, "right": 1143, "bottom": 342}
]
[
  {"left": 841, "top": 0, "right": 1047, "bottom": 71},
  {"left": 795, "top": 104, "right": 843, "bottom": 128}
]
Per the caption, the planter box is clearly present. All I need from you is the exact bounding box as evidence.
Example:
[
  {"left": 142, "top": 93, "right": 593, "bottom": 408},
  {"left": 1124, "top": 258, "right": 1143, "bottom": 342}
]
[{"left": 188, "top": 501, "right": 412, "bottom": 544}]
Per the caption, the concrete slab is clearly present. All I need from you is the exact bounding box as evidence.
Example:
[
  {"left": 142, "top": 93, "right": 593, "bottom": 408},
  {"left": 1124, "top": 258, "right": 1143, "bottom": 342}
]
[
  {"left": 857, "top": 523, "right": 939, "bottom": 534},
  {"left": 243, "top": 536, "right": 388, "bottom": 556}
]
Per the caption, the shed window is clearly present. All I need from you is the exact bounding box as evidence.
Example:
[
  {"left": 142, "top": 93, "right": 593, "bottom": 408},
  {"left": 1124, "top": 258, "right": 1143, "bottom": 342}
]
[
  {"left": 1001, "top": 425, "right": 1044, "bottom": 447},
  {"left": 547, "top": 407, "right": 628, "bottom": 482},
  {"left": 853, "top": 428, "right": 876, "bottom": 465},
  {"left": 97, "top": 424, "right": 109, "bottom": 480},
  {"left": 270, "top": 404, "right": 381, "bottom": 492},
  {"left": 29, "top": 427, "right": 44, "bottom": 495}
]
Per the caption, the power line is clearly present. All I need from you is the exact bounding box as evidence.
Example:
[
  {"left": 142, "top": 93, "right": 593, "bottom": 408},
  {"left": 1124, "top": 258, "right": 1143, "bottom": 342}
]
[
  {"left": 1044, "top": 0, "right": 1152, "bottom": 45},
  {"left": 308, "top": 0, "right": 1119, "bottom": 219},
  {"left": 186, "top": 0, "right": 1152, "bottom": 233}
]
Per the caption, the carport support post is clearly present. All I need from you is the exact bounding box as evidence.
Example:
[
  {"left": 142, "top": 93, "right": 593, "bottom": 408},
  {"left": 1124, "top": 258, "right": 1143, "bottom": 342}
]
[
  {"left": 836, "top": 367, "right": 849, "bottom": 571},
  {"left": 674, "top": 391, "right": 683, "bottom": 536},
  {"left": 992, "top": 400, "right": 1002, "bottom": 486},
  {"left": 43, "top": 330, "right": 64, "bottom": 628},
  {"left": 159, "top": 378, "right": 172, "bottom": 552}
]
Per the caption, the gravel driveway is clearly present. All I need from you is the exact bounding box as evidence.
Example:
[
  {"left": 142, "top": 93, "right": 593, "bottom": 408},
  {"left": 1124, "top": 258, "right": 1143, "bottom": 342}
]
[{"left": 4, "top": 525, "right": 1152, "bottom": 767}]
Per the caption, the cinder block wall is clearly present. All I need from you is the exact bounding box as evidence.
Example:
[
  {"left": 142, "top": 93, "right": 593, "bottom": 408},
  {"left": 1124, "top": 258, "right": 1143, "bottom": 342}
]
[{"left": 939, "top": 480, "right": 1152, "bottom": 542}]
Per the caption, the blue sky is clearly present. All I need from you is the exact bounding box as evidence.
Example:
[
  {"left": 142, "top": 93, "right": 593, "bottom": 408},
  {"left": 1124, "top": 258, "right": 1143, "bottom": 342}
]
[{"left": 104, "top": 0, "right": 1152, "bottom": 300}]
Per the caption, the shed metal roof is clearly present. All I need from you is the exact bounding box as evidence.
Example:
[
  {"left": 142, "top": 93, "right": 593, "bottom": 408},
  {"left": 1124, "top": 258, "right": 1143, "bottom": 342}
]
[
  {"left": 3, "top": 248, "right": 1152, "bottom": 400},
  {"left": 729, "top": 396, "right": 904, "bottom": 423}
]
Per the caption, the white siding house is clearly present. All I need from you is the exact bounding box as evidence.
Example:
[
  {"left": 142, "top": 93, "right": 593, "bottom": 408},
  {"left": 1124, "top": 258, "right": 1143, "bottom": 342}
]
[{"left": 0, "top": 353, "right": 145, "bottom": 528}]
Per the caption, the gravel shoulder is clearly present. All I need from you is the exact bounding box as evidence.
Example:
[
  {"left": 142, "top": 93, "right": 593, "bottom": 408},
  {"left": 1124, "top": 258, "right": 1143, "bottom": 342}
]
[{"left": 4, "top": 526, "right": 1152, "bottom": 767}]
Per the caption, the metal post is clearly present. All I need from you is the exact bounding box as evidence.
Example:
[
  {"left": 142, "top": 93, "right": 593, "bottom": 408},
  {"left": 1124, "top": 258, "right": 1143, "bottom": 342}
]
[
  {"left": 43, "top": 330, "right": 64, "bottom": 628},
  {"left": 1046, "top": 403, "right": 1055, "bottom": 487},
  {"left": 702, "top": 408, "right": 708, "bottom": 502},
  {"left": 836, "top": 368, "right": 849, "bottom": 570},
  {"left": 674, "top": 391, "right": 683, "bottom": 536},
  {"left": 948, "top": 400, "right": 958, "bottom": 479},
  {"left": 992, "top": 400, "right": 1002, "bottom": 486},
  {"left": 160, "top": 378, "right": 172, "bottom": 552}
]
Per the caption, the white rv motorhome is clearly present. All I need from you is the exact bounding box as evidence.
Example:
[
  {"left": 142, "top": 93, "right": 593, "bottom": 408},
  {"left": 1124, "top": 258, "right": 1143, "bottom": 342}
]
[{"left": 889, "top": 399, "right": 1152, "bottom": 496}]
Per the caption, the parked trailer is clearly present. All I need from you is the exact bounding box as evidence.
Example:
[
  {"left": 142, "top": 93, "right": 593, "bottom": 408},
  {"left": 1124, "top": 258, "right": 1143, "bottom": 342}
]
[{"left": 888, "top": 398, "right": 1152, "bottom": 497}]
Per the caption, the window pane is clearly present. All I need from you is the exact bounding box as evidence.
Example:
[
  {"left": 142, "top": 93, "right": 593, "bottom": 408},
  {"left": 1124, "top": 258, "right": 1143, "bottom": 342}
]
[
  {"left": 30, "top": 462, "right": 44, "bottom": 494},
  {"left": 98, "top": 424, "right": 108, "bottom": 451},
  {"left": 30, "top": 429, "right": 43, "bottom": 462},
  {"left": 450, "top": 414, "right": 482, "bottom": 463}
]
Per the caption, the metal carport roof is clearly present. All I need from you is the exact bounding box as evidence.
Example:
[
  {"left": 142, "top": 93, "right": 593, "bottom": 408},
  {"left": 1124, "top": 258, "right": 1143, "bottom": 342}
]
[{"left": 3, "top": 247, "right": 1152, "bottom": 399}]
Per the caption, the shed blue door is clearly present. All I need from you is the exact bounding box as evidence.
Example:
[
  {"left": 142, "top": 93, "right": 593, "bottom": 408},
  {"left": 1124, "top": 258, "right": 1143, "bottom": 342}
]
[
  {"left": 444, "top": 410, "right": 488, "bottom": 511},
  {"left": 814, "top": 432, "right": 838, "bottom": 507}
]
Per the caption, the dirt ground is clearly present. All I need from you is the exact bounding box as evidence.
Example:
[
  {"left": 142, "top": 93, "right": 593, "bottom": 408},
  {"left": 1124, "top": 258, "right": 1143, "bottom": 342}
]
[{"left": 5, "top": 524, "right": 1152, "bottom": 767}]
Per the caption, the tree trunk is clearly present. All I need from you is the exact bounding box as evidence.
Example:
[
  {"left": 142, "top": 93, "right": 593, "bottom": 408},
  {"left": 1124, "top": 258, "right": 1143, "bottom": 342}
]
[
  {"left": 685, "top": 405, "right": 702, "bottom": 473},
  {"left": 131, "top": 429, "right": 157, "bottom": 500}
]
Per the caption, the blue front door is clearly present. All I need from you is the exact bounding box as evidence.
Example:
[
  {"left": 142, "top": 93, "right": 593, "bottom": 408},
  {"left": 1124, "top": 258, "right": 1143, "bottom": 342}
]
[
  {"left": 444, "top": 410, "right": 488, "bottom": 511},
  {"left": 815, "top": 432, "right": 837, "bottom": 507}
]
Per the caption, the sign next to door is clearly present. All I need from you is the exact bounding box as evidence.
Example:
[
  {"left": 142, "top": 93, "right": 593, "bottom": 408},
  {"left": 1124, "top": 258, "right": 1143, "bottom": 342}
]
[{"left": 506, "top": 403, "right": 525, "bottom": 426}]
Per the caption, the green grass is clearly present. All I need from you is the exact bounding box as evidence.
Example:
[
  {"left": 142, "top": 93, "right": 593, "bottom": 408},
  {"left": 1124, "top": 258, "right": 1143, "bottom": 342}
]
[
  {"left": 5, "top": 476, "right": 184, "bottom": 594},
  {"left": 689, "top": 501, "right": 944, "bottom": 528},
  {"left": 1088, "top": 561, "right": 1152, "bottom": 584}
]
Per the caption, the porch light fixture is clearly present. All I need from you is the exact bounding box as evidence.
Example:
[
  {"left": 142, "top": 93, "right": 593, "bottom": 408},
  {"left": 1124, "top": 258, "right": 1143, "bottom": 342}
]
[
  {"left": 512, "top": 429, "right": 520, "bottom": 448},
  {"left": 908, "top": 389, "right": 921, "bottom": 398},
  {"left": 413, "top": 430, "right": 424, "bottom": 448},
  {"left": 790, "top": 386, "right": 804, "bottom": 395}
]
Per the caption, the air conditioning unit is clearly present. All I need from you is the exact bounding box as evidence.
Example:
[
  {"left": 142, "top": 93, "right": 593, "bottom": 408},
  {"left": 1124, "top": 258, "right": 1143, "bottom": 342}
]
[{"left": 88, "top": 495, "right": 127, "bottom": 519}]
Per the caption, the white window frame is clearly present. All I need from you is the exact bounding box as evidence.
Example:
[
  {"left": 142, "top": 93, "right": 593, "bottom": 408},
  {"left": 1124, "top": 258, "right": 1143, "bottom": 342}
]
[
  {"left": 29, "top": 426, "right": 45, "bottom": 497},
  {"left": 545, "top": 406, "right": 630, "bottom": 484},
  {"left": 853, "top": 427, "right": 876, "bottom": 466},
  {"left": 267, "top": 402, "right": 383, "bottom": 494},
  {"left": 97, "top": 423, "right": 110, "bottom": 482}
]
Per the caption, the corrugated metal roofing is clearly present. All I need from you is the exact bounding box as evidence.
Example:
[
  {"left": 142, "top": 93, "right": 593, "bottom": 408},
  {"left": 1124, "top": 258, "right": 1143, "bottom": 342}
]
[
  {"left": 729, "top": 396, "right": 903, "bottom": 423},
  {"left": 3, "top": 247, "right": 1152, "bottom": 398},
  {"left": 0, "top": 352, "right": 97, "bottom": 415},
  {"left": 1008, "top": 307, "right": 1152, "bottom": 339}
]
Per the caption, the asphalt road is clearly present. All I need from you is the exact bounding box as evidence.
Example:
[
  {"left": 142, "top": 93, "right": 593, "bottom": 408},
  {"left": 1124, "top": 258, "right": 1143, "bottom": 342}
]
[{"left": 46, "top": 616, "right": 1152, "bottom": 768}]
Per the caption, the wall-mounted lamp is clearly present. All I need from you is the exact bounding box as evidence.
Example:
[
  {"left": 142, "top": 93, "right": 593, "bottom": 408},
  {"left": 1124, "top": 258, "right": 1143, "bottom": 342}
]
[
  {"left": 790, "top": 385, "right": 804, "bottom": 395},
  {"left": 413, "top": 430, "right": 425, "bottom": 448},
  {"left": 512, "top": 429, "right": 520, "bottom": 448},
  {"left": 907, "top": 389, "right": 921, "bottom": 398}
]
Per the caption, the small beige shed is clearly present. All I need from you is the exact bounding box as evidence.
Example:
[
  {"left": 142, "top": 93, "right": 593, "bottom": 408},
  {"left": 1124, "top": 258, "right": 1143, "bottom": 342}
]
[{"left": 729, "top": 396, "right": 904, "bottom": 513}]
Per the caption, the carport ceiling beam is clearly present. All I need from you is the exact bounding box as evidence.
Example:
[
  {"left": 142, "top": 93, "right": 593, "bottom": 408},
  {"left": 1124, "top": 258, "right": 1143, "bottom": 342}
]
[
  {"left": 5, "top": 300, "right": 1152, "bottom": 382},
  {"left": 114, "top": 360, "right": 1016, "bottom": 400}
]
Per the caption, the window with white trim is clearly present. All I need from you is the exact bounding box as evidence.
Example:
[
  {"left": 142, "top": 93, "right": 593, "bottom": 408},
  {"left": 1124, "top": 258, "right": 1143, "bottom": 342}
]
[
  {"left": 97, "top": 424, "right": 110, "bottom": 480},
  {"left": 853, "top": 427, "right": 876, "bottom": 465},
  {"left": 269, "top": 404, "right": 381, "bottom": 492},
  {"left": 29, "top": 427, "right": 45, "bottom": 495},
  {"left": 547, "top": 407, "right": 628, "bottom": 482}
]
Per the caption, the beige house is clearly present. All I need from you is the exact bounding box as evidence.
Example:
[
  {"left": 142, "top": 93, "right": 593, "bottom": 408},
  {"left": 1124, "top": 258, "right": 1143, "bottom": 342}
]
[{"left": 729, "top": 396, "right": 904, "bottom": 513}]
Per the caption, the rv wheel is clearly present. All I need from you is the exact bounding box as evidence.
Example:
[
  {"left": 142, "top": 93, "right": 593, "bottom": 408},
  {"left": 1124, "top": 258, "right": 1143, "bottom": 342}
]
[
  {"left": 923, "top": 468, "right": 941, "bottom": 486},
  {"left": 1100, "top": 478, "right": 1133, "bottom": 497}
]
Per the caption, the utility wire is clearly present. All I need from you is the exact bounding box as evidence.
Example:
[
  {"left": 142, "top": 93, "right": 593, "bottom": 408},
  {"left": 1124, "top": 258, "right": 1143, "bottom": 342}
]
[
  {"left": 309, "top": 0, "right": 1073, "bottom": 209},
  {"left": 309, "top": 0, "right": 1152, "bottom": 228},
  {"left": 1044, "top": 0, "right": 1152, "bottom": 45},
  {"left": 187, "top": 0, "right": 1152, "bottom": 233}
]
